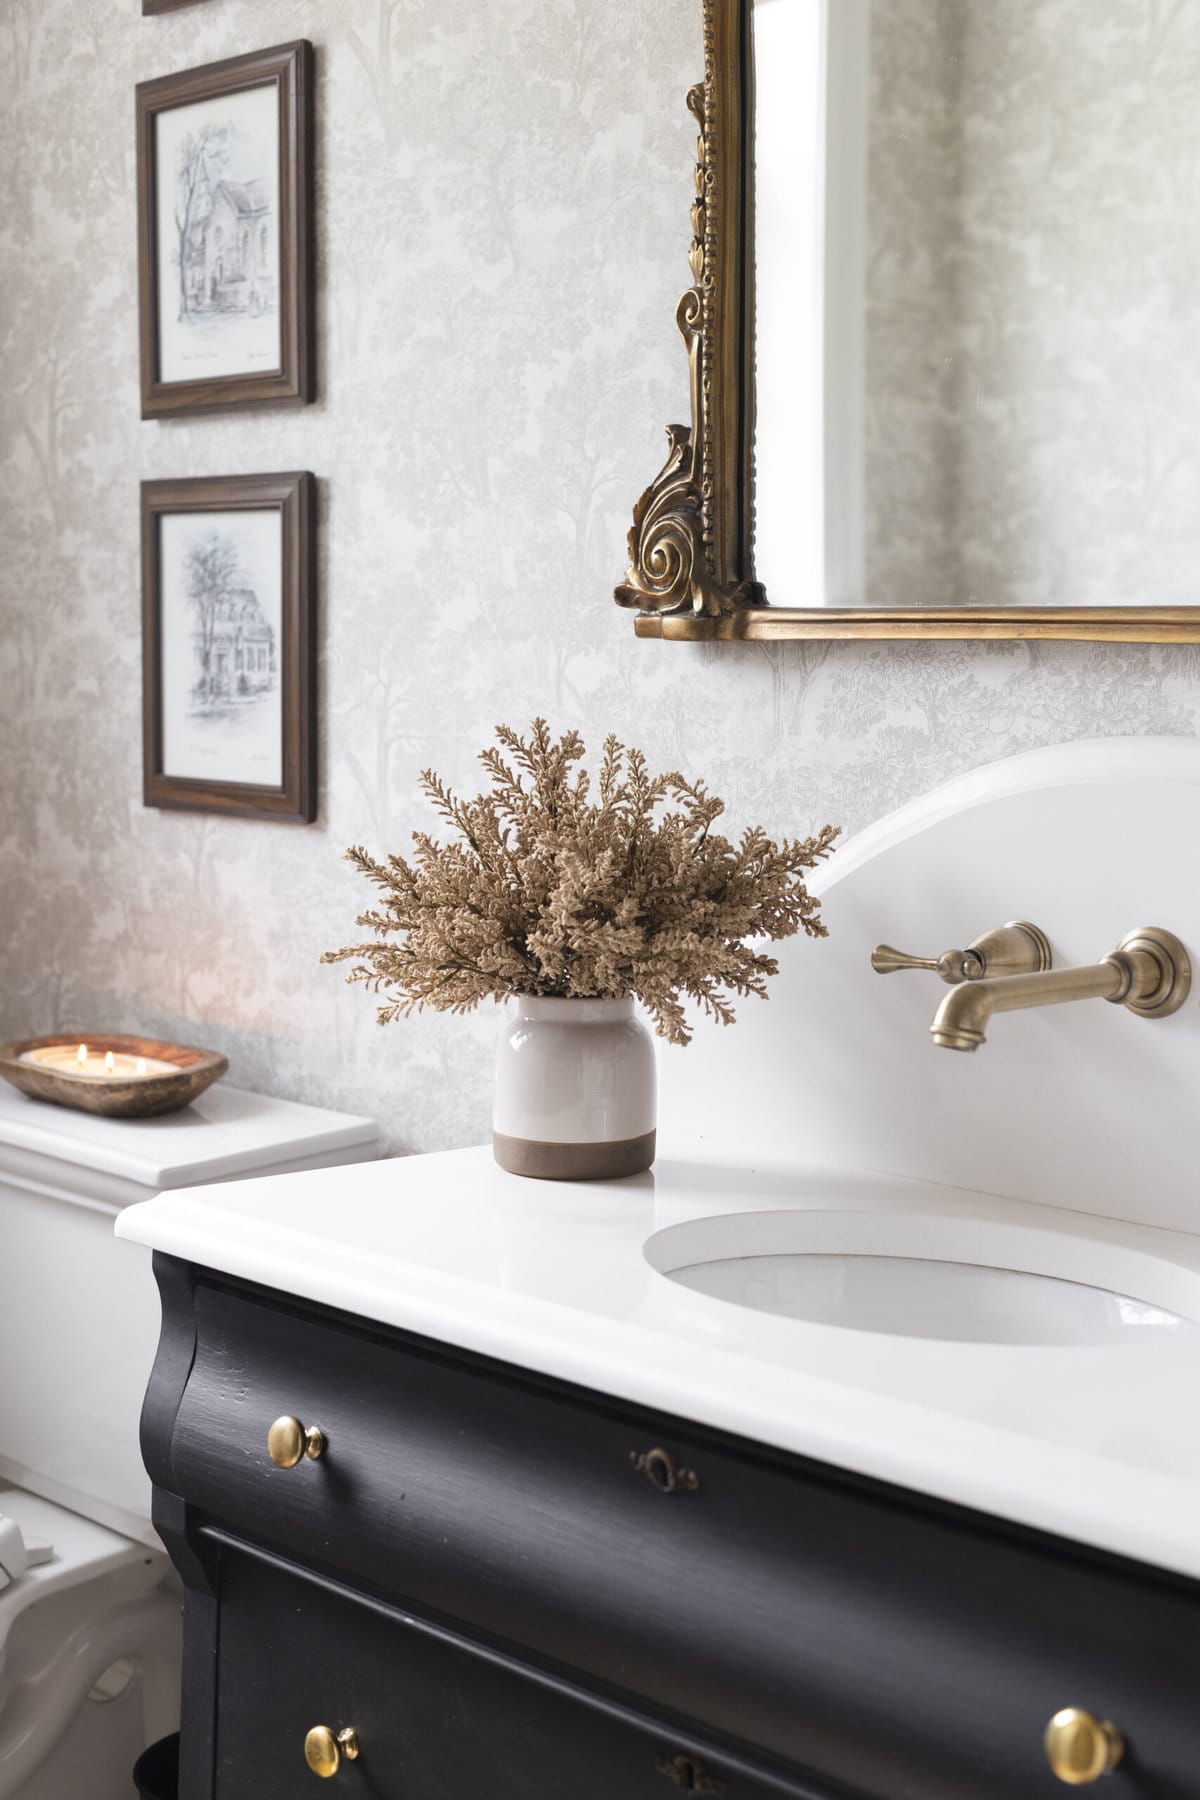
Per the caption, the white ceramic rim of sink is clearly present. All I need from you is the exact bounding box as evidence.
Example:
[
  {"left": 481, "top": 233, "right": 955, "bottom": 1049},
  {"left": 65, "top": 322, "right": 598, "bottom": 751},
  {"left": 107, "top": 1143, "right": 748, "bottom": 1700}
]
[{"left": 643, "top": 1208, "right": 1200, "bottom": 1335}]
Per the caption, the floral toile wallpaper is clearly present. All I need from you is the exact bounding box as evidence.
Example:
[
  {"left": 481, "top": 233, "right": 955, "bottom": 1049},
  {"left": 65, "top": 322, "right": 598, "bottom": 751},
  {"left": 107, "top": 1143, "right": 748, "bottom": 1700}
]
[{"left": 0, "top": 0, "right": 1197, "bottom": 1154}]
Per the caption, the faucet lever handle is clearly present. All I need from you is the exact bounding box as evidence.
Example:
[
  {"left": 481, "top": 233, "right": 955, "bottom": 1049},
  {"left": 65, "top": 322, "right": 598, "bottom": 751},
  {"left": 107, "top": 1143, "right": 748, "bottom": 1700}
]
[
  {"left": 872, "top": 921, "right": 1051, "bottom": 986},
  {"left": 871, "top": 944, "right": 976, "bottom": 982}
]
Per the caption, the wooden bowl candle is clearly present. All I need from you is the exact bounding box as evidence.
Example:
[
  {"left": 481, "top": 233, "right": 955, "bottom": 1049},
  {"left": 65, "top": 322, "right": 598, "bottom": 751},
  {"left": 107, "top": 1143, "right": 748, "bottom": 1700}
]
[{"left": 0, "top": 1034, "right": 228, "bottom": 1119}]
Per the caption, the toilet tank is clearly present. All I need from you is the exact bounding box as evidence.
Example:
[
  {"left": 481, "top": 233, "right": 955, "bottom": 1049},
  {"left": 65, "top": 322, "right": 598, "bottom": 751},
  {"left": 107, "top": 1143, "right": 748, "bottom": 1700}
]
[{"left": 0, "top": 1082, "right": 380, "bottom": 1548}]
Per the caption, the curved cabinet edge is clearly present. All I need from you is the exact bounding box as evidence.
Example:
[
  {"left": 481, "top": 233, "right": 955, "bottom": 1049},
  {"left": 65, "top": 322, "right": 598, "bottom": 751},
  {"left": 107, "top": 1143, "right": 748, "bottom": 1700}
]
[{"left": 140, "top": 1251, "right": 199, "bottom": 1493}]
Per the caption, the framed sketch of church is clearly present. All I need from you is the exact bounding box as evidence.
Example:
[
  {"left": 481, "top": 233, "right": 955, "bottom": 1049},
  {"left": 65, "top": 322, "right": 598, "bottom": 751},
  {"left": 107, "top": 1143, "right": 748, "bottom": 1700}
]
[
  {"left": 136, "top": 42, "right": 313, "bottom": 417},
  {"left": 142, "top": 474, "right": 316, "bottom": 822}
]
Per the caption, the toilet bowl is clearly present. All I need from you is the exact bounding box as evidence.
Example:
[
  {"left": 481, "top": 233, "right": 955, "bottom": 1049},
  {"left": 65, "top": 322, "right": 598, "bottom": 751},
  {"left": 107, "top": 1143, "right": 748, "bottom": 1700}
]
[
  {"left": 0, "top": 1121, "right": 182, "bottom": 1799},
  {"left": 0, "top": 1491, "right": 178, "bottom": 1800},
  {"left": 0, "top": 1078, "right": 381, "bottom": 1797}
]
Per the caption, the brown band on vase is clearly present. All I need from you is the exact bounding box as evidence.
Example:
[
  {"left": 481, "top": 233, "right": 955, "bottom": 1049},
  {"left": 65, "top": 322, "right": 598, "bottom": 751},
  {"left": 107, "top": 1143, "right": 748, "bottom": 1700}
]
[{"left": 492, "top": 1130, "right": 656, "bottom": 1182}]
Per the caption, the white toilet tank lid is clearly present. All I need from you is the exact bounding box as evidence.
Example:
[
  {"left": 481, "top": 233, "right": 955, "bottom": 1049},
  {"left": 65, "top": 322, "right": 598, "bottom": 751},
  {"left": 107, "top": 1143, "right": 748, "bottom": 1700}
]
[{"left": 0, "top": 1080, "right": 381, "bottom": 1203}]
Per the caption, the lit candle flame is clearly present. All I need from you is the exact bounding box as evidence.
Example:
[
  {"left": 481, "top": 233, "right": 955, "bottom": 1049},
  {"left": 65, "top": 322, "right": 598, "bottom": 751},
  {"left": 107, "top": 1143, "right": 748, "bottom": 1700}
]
[
  {"left": 136, "top": 1058, "right": 147, "bottom": 1076},
  {"left": 77, "top": 1044, "right": 88, "bottom": 1066},
  {"left": 104, "top": 1051, "right": 115, "bottom": 1075}
]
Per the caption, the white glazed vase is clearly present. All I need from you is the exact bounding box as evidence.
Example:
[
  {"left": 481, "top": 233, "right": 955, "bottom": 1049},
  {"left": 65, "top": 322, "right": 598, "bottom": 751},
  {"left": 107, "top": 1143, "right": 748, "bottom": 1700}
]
[{"left": 493, "top": 995, "right": 657, "bottom": 1180}]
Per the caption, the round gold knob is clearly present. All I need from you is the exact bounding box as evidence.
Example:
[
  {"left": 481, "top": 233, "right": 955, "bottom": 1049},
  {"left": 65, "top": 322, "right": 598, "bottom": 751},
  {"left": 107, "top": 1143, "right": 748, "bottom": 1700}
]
[
  {"left": 1044, "top": 1708, "right": 1124, "bottom": 1785},
  {"left": 304, "top": 1725, "right": 360, "bottom": 1778},
  {"left": 268, "top": 1415, "right": 326, "bottom": 1469}
]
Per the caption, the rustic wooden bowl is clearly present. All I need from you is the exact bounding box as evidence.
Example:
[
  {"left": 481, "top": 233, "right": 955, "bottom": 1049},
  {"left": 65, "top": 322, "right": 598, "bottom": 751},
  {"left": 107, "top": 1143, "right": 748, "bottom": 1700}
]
[{"left": 0, "top": 1033, "right": 229, "bottom": 1119}]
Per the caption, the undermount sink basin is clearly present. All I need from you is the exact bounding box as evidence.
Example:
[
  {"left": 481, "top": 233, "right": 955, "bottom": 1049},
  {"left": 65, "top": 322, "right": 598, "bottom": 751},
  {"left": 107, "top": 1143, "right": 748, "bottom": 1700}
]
[{"left": 644, "top": 1211, "right": 1200, "bottom": 1347}]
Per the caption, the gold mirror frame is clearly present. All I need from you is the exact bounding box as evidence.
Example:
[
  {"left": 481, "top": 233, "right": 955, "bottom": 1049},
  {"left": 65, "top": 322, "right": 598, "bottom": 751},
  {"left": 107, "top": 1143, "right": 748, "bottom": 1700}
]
[{"left": 616, "top": 0, "right": 1200, "bottom": 644}]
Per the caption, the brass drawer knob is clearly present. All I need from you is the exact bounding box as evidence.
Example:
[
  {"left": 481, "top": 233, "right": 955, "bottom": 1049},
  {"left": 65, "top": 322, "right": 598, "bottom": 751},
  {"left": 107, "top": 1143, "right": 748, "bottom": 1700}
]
[
  {"left": 304, "top": 1725, "right": 360, "bottom": 1778},
  {"left": 1044, "top": 1708, "right": 1125, "bottom": 1785},
  {"left": 268, "top": 1414, "right": 326, "bottom": 1468}
]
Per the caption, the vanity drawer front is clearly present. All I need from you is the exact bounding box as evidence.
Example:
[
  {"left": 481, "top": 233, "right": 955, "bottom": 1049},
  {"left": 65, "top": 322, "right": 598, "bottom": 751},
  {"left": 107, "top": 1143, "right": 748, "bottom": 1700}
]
[
  {"left": 171, "top": 1276, "right": 1200, "bottom": 1800},
  {"left": 210, "top": 1544, "right": 822, "bottom": 1800}
]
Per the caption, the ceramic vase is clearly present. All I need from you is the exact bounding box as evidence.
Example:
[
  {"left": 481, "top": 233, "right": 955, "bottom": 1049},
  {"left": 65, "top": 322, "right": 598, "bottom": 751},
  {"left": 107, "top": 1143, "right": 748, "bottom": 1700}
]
[{"left": 493, "top": 995, "right": 657, "bottom": 1180}]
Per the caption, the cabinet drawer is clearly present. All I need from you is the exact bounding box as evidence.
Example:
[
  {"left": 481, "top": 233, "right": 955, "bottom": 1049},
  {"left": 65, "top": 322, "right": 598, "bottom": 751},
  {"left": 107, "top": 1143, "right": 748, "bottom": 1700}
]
[
  {"left": 168, "top": 1274, "right": 1200, "bottom": 1800},
  {"left": 211, "top": 1545, "right": 824, "bottom": 1800}
]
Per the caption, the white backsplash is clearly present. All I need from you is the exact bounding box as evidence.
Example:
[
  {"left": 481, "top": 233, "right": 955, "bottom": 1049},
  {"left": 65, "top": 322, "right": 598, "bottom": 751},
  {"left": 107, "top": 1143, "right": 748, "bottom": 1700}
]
[{"left": 659, "top": 739, "right": 1200, "bottom": 1236}]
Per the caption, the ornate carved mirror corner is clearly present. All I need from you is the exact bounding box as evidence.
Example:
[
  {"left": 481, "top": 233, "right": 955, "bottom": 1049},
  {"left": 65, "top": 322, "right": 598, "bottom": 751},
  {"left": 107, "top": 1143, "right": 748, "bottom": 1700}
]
[{"left": 615, "top": 0, "right": 763, "bottom": 640}]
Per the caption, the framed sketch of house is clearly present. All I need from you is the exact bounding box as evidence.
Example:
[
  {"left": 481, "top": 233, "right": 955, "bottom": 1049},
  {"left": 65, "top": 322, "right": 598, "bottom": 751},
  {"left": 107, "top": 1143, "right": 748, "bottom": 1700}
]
[
  {"left": 136, "top": 43, "right": 313, "bottom": 417},
  {"left": 141, "top": 473, "right": 316, "bottom": 822}
]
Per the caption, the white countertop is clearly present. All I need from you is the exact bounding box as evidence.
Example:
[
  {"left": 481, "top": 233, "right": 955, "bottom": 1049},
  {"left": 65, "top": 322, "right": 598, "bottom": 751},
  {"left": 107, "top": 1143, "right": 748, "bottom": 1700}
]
[{"left": 115, "top": 1139, "right": 1200, "bottom": 1583}]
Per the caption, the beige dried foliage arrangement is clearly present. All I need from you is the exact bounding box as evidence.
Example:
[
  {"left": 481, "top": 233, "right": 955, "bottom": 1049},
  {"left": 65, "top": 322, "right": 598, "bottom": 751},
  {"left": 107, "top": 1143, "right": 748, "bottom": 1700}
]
[{"left": 323, "top": 721, "right": 840, "bottom": 1046}]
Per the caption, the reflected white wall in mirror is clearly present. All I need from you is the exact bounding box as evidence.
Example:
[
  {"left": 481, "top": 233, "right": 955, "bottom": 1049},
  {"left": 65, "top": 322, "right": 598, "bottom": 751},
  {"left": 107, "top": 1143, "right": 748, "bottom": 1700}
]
[
  {"left": 754, "top": 0, "right": 1200, "bottom": 610},
  {"left": 753, "top": 0, "right": 828, "bottom": 604}
]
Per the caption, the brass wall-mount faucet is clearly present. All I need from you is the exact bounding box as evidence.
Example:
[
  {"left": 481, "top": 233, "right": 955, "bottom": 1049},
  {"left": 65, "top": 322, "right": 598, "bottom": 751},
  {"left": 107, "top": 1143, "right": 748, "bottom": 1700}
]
[
  {"left": 871, "top": 921, "right": 1052, "bottom": 986},
  {"left": 926, "top": 928, "right": 1191, "bottom": 1053}
]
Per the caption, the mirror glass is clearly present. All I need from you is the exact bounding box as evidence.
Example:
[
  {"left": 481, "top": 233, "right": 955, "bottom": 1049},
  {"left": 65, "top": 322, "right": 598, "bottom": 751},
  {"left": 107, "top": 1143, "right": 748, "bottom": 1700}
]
[{"left": 753, "top": 0, "right": 1200, "bottom": 609}]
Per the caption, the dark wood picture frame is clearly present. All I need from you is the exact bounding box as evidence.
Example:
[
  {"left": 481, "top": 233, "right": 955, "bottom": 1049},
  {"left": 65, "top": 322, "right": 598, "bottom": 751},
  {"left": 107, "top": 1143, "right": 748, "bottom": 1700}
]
[
  {"left": 142, "top": 473, "right": 317, "bottom": 823},
  {"left": 136, "top": 42, "right": 313, "bottom": 418}
]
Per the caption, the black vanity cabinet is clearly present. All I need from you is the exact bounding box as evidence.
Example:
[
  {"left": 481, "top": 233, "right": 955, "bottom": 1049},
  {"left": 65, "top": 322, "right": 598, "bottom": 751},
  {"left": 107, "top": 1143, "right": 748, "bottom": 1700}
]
[{"left": 142, "top": 1257, "right": 1200, "bottom": 1800}]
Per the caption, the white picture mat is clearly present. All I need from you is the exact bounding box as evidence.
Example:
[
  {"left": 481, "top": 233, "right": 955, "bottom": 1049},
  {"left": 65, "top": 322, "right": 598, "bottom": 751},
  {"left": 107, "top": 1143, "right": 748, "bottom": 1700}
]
[
  {"left": 160, "top": 508, "right": 284, "bottom": 788},
  {"left": 155, "top": 82, "right": 282, "bottom": 385}
]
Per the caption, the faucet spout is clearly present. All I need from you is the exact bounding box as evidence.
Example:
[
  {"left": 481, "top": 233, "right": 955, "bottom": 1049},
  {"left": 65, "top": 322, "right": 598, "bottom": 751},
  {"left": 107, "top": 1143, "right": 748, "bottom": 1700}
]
[
  {"left": 928, "top": 927, "right": 1190, "bottom": 1051},
  {"left": 931, "top": 961, "right": 1123, "bottom": 1051}
]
